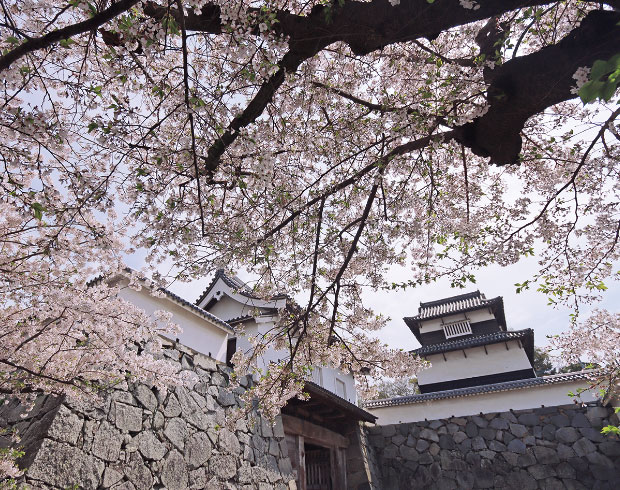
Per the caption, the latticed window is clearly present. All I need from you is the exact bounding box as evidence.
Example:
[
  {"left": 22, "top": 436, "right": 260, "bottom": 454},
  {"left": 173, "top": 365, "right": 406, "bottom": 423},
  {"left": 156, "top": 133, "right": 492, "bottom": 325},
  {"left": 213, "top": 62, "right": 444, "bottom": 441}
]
[{"left": 442, "top": 320, "right": 472, "bottom": 339}]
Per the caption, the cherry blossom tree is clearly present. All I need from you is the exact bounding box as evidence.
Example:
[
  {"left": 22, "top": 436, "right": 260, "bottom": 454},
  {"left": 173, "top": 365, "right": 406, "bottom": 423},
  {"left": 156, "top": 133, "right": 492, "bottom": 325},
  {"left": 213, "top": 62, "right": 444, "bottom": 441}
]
[{"left": 1, "top": 0, "right": 620, "bottom": 463}]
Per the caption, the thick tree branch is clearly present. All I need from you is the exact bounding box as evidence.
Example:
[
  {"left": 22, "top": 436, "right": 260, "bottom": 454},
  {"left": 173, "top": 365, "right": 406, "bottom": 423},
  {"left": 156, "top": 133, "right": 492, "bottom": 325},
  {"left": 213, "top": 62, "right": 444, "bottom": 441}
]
[
  {"left": 456, "top": 10, "right": 620, "bottom": 165},
  {"left": 145, "top": 0, "right": 612, "bottom": 172},
  {"left": 0, "top": 0, "right": 140, "bottom": 72}
]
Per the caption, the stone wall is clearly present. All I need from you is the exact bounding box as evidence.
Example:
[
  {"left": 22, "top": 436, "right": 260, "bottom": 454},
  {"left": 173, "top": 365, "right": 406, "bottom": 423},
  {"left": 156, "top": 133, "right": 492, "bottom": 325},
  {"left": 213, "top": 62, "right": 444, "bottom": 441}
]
[
  {"left": 1, "top": 343, "right": 296, "bottom": 489},
  {"left": 345, "top": 422, "right": 382, "bottom": 490},
  {"left": 366, "top": 403, "right": 620, "bottom": 490}
]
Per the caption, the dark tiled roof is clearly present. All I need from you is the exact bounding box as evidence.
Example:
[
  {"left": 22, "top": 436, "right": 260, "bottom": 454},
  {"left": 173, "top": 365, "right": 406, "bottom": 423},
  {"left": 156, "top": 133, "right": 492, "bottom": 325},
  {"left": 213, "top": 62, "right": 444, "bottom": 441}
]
[
  {"left": 404, "top": 292, "right": 507, "bottom": 343},
  {"left": 157, "top": 287, "right": 235, "bottom": 333},
  {"left": 195, "top": 269, "right": 261, "bottom": 306},
  {"left": 304, "top": 382, "right": 377, "bottom": 423},
  {"left": 363, "top": 371, "right": 597, "bottom": 409},
  {"left": 417, "top": 291, "right": 486, "bottom": 318},
  {"left": 412, "top": 328, "right": 534, "bottom": 357},
  {"left": 88, "top": 269, "right": 235, "bottom": 333},
  {"left": 406, "top": 291, "right": 504, "bottom": 322}
]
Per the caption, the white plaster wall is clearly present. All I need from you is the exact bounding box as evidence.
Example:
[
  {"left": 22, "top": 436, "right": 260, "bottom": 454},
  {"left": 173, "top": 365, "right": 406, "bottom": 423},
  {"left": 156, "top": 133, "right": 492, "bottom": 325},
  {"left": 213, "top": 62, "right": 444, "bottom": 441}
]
[
  {"left": 314, "top": 366, "right": 357, "bottom": 405},
  {"left": 207, "top": 295, "right": 259, "bottom": 321},
  {"left": 419, "top": 309, "right": 495, "bottom": 334},
  {"left": 118, "top": 288, "right": 229, "bottom": 362},
  {"left": 417, "top": 340, "right": 532, "bottom": 385},
  {"left": 235, "top": 320, "right": 357, "bottom": 404},
  {"left": 367, "top": 380, "right": 599, "bottom": 425}
]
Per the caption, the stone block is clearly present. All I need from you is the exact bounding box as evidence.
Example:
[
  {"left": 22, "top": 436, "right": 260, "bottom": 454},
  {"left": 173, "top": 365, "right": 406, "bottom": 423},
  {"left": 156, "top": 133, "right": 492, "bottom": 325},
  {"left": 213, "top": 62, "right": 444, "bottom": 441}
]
[
  {"left": 579, "top": 427, "right": 604, "bottom": 442},
  {"left": 136, "top": 431, "right": 166, "bottom": 460},
  {"left": 542, "top": 424, "right": 556, "bottom": 441},
  {"left": 27, "top": 439, "right": 104, "bottom": 489},
  {"left": 586, "top": 406, "right": 609, "bottom": 421},
  {"left": 517, "top": 413, "right": 539, "bottom": 426},
  {"left": 550, "top": 414, "right": 570, "bottom": 427},
  {"left": 392, "top": 433, "right": 406, "bottom": 446},
  {"left": 189, "top": 468, "right": 207, "bottom": 489},
  {"left": 556, "top": 461, "right": 577, "bottom": 479},
  {"left": 400, "top": 445, "right": 418, "bottom": 461},
  {"left": 458, "top": 438, "right": 472, "bottom": 452},
  {"left": 501, "top": 451, "right": 519, "bottom": 466},
  {"left": 47, "top": 405, "right": 83, "bottom": 444},
  {"left": 217, "top": 388, "right": 237, "bottom": 407},
  {"left": 163, "top": 393, "right": 181, "bottom": 418},
  {"left": 92, "top": 421, "right": 123, "bottom": 461},
  {"left": 438, "top": 434, "right": 455, "bottom": 450},
  {"left": 599, "top": 440, "right": 620, "bottom": 457},
  {"left": 528, "top": 464, "right": 556, "bottom": 480},
  {"left": 532, "top": 445, "right": 559, "bottom": 464},
  {"left": 383, "top": 443, "right": 398, "bottom": 459},
  {"left": 465, "top": 421, "right": 478, "bottom": 437},
  {"left": 124, "top": 452, "right": 153, "bottom": 489},
  {"left": 557, "top": 443, "right": 576, "bottom": 460},
  {"left": 133, "top": 384, "right": 158, "bottom": 411},
  {"left": 161, "top": 450, "right": 189, "bottom": 490},
  {"left": 572, "top": 437, "right": 597, "bottom": 457},
  {"left": 517, "top": 451, "right": 536, "bottom": 467},
  {"left": 453, "top": 431, "right": 467, "bottom": 444},
  {"left": 570, "top": 413, "right": 591, "bottom": 428},
  {"left": 429, "top": 419, "right": 443, "bottom": 430},
  {"left": 113, "top": 402, "right": 143, "bottom": 432},
  {"left": 479, "top": 428, "right": 496, "bottom": 441},
  {"left": 509, "top": 423, "right": 528, "bottom": 438},
  {"left": 429, "top": 442, "right": 440, "bottom": 456},
  {"left": 273, "top": 417, "right": 285, "bottom": 438},
  {"left": 472, "top": 416, "right": 489, "bottom": 428},
  {"left": 472, "top": 436, "right": 487, "bottom": 450},
  {"left": 194, "top": 353, "right": 217, "bottom": 371},
  {"left": 102, "top": 467, "right": 123, "bottom": 488},
  {"left": 506, "top": 439, "right": 526, "bottom": 454},
  {"left": 416, "top": 439, "right": 430, "bottom": 452},
  {"left": 419, "top": 451, "right": 434, "bottom": 464},
  {"left": 585, "top": 452, "right": 614, "bottom": 468},
  {"left": 506, "top": 469, "right": 538, "bottom": 490},
  {"left": 489, "top": 418, "right": 509, "bottom": 430},
  {"left": 488, "top": 440, "right": 506, "bottom": 452},
  {"left": 381, "top": 424, "right": 396, "bottom": 437},
  {"left": 556, "top": 426, "right": 580, "bottom": 444},
  {"left": 473, "top": 467, "right": 494, "bottom": 488},
  {"left": 456, "top": 470, "right": 475, "bottom": 489},
  {"left": 176, "top": 387, "right": 209, "bottom": 430},
  {"left": 420, "top": 428, "right": 439, "bottom": 442},
  {"left": 465, "top": 451, "right": 481, "bottom": 467},
  {"left": 219, "top": 427, "right": 241, "bottom": 455},
  {"left": 164, "top": 417, "right": 187, "bottom": 450},
  {"left": 152, "top": 411, "right": 164, "bottom": 430}
]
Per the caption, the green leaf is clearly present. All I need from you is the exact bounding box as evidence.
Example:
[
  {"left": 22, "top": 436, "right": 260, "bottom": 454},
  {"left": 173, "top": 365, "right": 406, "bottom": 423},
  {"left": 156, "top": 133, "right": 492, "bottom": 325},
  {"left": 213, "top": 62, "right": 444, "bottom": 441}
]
[
  {"left": 59, "top": 38, "right": 75, "bottom": 48},
  {"left": 579, "top": 80, "right": 603, "bottom": 104},
  {"left": 601, "top": 80, "right": 617, "bottom": 101},
  {"left": 589, "top": 59, "right": 609, "bottom": 81},
  {"left": 87, "top": 122, "right": 98, "bottom": 133},
  {"left": 31, "top": 202, "right": 45, "bottom": 220}
]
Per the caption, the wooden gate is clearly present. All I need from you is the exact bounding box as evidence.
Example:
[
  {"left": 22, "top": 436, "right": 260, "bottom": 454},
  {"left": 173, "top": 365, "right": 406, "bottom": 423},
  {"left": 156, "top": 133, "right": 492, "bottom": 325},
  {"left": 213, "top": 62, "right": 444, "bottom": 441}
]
[{"left": 306, "top": 447, "right": 332, "bottom": 490}]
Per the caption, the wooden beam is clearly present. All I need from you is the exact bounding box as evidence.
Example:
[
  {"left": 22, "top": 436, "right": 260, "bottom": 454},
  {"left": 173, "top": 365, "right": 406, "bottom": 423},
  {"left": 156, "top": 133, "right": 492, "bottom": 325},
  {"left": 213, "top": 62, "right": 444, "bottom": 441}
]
[{"left": 282, "top": 414, "right": 350, "bottom": 448}]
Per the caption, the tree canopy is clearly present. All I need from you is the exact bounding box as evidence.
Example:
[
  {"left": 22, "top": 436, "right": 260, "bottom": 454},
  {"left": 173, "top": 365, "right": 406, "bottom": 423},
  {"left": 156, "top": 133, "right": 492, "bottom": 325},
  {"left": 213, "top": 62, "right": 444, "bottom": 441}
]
[{"left": 1, "top": 0, "right": 619, "bottom": 453}]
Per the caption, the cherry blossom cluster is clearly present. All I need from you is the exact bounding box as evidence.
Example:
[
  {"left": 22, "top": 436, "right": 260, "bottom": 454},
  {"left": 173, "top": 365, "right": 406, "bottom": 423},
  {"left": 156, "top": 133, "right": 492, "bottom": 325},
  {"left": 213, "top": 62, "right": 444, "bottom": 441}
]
[{"left": 0, "top": 1, "right": 619, "bottom": 471}]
